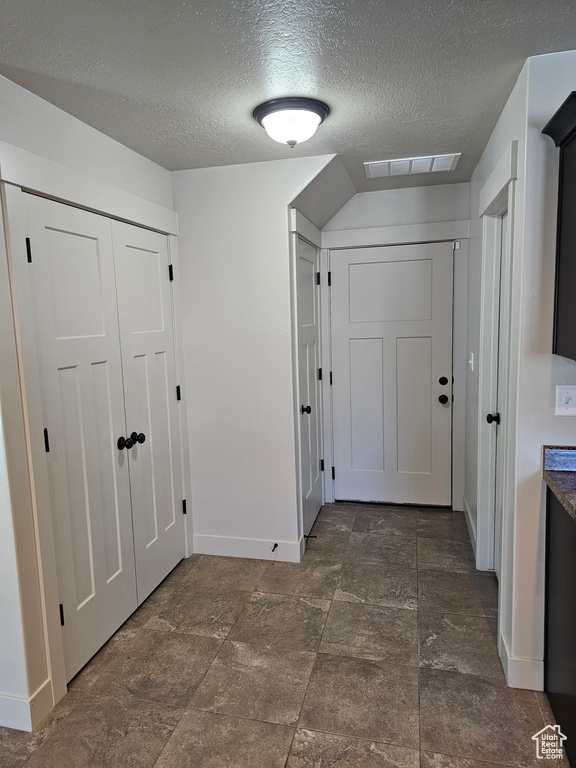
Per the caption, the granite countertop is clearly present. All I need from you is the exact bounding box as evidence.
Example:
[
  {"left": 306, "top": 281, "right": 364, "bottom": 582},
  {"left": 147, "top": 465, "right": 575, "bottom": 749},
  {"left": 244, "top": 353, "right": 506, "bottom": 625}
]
[{"left": 543, "top": 446, "right": 576, "bottom": 523}]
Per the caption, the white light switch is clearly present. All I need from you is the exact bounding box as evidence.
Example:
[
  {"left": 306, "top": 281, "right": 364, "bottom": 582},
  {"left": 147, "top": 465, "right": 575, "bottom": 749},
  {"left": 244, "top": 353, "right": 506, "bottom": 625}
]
[{"left": 555, "top": 385, "right": 576, "bottom": 415}]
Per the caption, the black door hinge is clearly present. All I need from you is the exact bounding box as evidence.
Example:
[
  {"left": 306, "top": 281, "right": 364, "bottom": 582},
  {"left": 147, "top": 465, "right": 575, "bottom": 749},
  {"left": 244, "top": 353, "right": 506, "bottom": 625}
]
[
  {"left": 176, "top": 385, "right": 181, "bottom": 401},
  {"left": 328, "top": 271, "right": 332, "bottom": 286},
  {"left": 316, "top": 272, "right": 320, "bottom": 285},
  {"left": 320, "top": 459, "right": 325, "bottom": 472},
  {"left": 182, "top": 499, "right": 187, "bottom": 515},
  {"left": 318, "top": 368, "right": 322, "bottom": 381},
  {"left": 331, "top": 466, "right": 335, "bottom": 480},
  {"left": 59, "top": 604, "right": 65, "bottom": 627},
  {"left": 168, "top": 264, "right": 174, "bottom": 281},
  {"left": 43, "top": 428, "right": 50, "bottom": 453},
  {"left": 330, "top": 372, "right": 333, "bottom": 385},
  {"left": 26, "top": 237, "right": 32, "bottom": 263}
]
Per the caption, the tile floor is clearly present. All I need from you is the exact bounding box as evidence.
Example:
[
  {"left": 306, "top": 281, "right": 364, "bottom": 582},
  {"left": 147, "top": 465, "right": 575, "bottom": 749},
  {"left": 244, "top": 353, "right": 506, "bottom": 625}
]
[{"left": 0, "top": 504, "right": 570, "bottom": 767}]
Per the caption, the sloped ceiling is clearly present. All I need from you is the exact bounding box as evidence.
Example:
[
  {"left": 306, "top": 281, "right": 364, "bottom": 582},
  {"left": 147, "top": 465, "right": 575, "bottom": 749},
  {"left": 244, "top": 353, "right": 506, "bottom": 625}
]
[{"left": 1, "top": 0, "right": 576, "bottom": 191}]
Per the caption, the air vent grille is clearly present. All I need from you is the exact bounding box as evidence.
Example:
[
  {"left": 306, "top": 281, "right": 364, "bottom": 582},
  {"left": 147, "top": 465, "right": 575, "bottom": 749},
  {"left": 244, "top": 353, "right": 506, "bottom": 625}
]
[{"left": 364, "top": 153, "right": 461, "bottom": 179}]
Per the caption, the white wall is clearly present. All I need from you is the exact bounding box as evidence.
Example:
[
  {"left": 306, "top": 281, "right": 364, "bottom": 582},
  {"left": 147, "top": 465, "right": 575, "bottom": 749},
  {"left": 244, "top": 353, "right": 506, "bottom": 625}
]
[
  {"left": 323, "top": 183, "right": 470, "bottom": 230},
  {"left": 466, "top": 49, "right": 576, "bottom": 689},
  {"left": 172, "top": 155, "right": 333, "bottom": 562},
  {"left": 0, "top": 76, "right": 174, "bottom": 730}
]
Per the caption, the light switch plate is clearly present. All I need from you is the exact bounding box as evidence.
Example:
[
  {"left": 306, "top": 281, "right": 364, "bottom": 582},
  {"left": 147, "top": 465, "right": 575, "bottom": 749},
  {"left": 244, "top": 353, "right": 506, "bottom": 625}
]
[{"left": 555, "top": 385, "right": 576, "bottom": 415}]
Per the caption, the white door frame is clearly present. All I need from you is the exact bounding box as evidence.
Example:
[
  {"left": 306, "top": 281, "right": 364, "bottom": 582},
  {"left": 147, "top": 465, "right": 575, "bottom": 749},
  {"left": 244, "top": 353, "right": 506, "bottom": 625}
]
[
  {"left": 289, "top": 209, "right": 323, "bottom": 546},
  {"left": 475, "top": 141, "right": 518, "bottom": 571},
  {"left": 0, "top": 145, "right": 188, "bottom": 728},
  {"left": 320, "top": 219, "right": 470, "bottom": 507}
]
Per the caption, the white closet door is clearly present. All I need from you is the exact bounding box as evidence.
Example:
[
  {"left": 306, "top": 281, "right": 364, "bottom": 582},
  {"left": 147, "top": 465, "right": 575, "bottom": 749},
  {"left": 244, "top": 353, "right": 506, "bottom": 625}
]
[
  {"left": 331, "top": 242, "right": 453, "bottom": 505},
  {"left": 25, "top": 195, "right": 137, "bottom": 681},
  {"left": 111, "top": 222, "right": 185, "bottom": 602}
]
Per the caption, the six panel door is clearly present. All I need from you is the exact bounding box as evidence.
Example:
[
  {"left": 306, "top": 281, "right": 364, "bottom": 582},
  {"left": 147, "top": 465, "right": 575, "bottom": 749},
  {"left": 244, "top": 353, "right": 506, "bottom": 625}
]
[{"left": 331, "top": 242, "right": 454, "bottom": 505}]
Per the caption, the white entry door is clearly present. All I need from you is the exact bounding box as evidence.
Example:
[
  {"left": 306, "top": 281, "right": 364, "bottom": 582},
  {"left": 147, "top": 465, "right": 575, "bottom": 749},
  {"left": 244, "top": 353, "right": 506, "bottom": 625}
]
[
  {"left": 331, "top": 242, "right": 454, "bottom": 505},
  {"left": 25, "top": 196, "right": 138, "bottom": 680},
  {"left": 296, "top": 236, "right": 323, "bottom": 534},
  {"left": 112, "top": 222, "right": 184, "bottom": 601}
]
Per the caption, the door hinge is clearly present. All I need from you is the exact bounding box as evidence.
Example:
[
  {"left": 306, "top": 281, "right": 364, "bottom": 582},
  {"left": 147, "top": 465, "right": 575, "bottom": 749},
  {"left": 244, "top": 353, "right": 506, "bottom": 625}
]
[
  {"left": 168, "top": 264, "right": 174, "bottom": 281},
  {"left": 176, "top": 385, "right": 181, "bottom": 401},
  {"left": 26, "top": 237, "right": 32, "bottom": 263},
  {"left": 331, "top": 466, "right": 335, "bottom": 480},
  {"left": 43, "top": 428, "right": 50, "bottom": 453},
  {"left": 318, "top": 368, "right": 322, "bottom": 381},
  {"left": 328, "top": 271, "right": 332, "bottom": 286},
  {"left": 316, "top": 272, "right": 320, "bottom": 285},
  {"left": 59, "top": 604, "right": 65, "bottom": 627},
  {"left": 330, "top": 371, "right": 333, "bottom": 386},
  {"left": 320, "top": 459, "right": 324, "bottom": 472},
  {"left": 453, "top": 241, "right": 461, "bottom": 250},
  {"left": 182, "top": 499, "right": 187, "bottom": 515}
]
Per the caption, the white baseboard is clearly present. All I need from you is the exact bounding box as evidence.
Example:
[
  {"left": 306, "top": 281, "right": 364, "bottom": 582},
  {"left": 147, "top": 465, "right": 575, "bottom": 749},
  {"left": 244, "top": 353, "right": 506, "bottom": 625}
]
[
  {"left": 192, "top": 534, "right": 303, "bottom": 563},
  {"left": 463, "top": 495, "right": 477, "bottom": 557},
  {"left": 0, "top": 677, "right": 53, "bottom": 732},
  {"left": 499, "top": 630, "right": 544, "bottom": 691}
]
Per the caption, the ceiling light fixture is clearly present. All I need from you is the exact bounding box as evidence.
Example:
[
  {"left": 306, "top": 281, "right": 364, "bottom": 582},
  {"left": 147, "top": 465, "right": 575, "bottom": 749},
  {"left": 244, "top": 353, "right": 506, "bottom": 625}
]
[{"left": 253, "top": 97, "right": 330, "bottom": 148}]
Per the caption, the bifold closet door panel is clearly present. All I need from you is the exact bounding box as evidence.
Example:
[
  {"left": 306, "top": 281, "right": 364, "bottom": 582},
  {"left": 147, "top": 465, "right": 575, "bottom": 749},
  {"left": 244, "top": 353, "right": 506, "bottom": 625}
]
[
  {"left": 111, "top": 221, "right": 185, "bottom": 602},
  {"left": 24, "top": 195, "right": 138, "bottom": 681}
]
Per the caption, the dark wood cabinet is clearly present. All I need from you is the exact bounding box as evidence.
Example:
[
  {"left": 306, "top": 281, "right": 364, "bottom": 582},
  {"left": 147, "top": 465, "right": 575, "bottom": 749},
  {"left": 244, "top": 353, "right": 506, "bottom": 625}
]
[
  {"left": 545, "top": 488, "right": 576, "bottom": 765},
  {"left": 543, "top": 92, "right": 576, "bottom": 361}
]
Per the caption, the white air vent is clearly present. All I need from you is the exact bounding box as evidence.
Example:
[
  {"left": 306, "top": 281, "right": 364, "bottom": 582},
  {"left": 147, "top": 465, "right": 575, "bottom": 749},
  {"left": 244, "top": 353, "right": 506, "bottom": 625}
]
[{"left": 364, "top": 153, "right": 461, "bottom": 179}]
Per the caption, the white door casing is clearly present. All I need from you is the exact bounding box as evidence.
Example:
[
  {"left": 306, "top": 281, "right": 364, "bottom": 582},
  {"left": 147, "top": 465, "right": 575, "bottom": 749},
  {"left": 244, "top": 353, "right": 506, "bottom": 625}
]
[
  {"left": 25, "top": 195, "right": 138, "bottom": 680},
  {"left": 112, "top": 221, "right": 185, "bottom": 601},
  {"left": 296, "top": 235, "right": 323, "bottom": 535},
  {"left": 331, "top": 242, "right": 454, "bottom": 505}
]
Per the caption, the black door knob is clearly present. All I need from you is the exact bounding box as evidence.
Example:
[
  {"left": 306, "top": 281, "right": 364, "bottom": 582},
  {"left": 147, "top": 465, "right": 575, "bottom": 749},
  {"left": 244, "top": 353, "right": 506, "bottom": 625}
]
[
  {"left": 137, "top": 433, "right": 146, "bottom": 444},
  {"left": 130, "top": 431, "right": 146, "bottom": 444},
  {"left": 117, "top": 436, "right": 134, "bottom": 450},
  {"left": 439, "top": 376, "right": 449, "bottom": 386},
  {"left": 486, "top": 413, "right": 501, "bottom": 425},
  {"left": 438, "top": 394, "right": 449, "bottom": 405},
  {"left": 301, "top": 405, "right": 312, "bottom": 414}
]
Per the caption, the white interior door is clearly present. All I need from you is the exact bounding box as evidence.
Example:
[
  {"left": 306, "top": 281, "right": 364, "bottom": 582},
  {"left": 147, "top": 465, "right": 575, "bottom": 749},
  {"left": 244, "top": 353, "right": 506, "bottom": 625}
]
[
  {"left": 296, "top": 236, "right": 323, "bottom": 535},
  {"left": 331, "top": 242, "right": 454, "bottom": 505},
  {"left": 493, "top": 212, "right": 510, "bottom": 580},
  {"left": 112, "top": 222, "right": 185, "bottom": 602},
  {"left": 25, "top": 195, "right": 137, "bottom": 681}
]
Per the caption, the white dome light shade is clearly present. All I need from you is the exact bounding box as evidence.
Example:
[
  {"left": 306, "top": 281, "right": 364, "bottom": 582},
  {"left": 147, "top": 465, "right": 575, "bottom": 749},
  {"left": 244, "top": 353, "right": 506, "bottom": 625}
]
[{"left": 253, "top": 98, "right": 330, "bottom": 148}]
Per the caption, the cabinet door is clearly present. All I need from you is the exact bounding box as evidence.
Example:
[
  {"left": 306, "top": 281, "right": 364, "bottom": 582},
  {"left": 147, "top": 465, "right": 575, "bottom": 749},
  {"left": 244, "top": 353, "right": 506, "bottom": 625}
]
[
  {"left": 112, "top": 222, "right": 185, "bottom": 602},
  {"left": 25, "top": 195, "right": 137, "bottom": 681}
]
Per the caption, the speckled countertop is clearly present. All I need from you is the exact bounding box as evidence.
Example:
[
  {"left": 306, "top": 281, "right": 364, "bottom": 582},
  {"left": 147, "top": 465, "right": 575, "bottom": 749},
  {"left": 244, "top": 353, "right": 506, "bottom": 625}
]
[{"left": 543, "top": 446, "right": 576, "bottom": 523}]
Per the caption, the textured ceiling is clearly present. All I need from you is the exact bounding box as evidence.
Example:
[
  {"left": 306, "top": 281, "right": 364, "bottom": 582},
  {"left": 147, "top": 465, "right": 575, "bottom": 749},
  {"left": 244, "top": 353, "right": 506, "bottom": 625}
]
[{"left": 1, "top": 0, "right": 576, "bottom": 191}]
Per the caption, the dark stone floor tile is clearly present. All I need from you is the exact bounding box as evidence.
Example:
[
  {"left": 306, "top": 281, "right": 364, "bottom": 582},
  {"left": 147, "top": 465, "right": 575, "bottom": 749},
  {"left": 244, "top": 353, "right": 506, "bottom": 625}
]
[
  {"left": 417, "top": 511, "right": 470, "bottom": 542},
  {"left": 257, "top": 559, "right": 342, "bottom": 599},
  {"left": 155, "top": 710, "right": 294, "bottom": 768},
  {"left": 353, "top": 506, "right": 417, "bottom": 537},
  {"left": 417, "top": 538, "right": 476, "bottom": 573},
  {"left": 418, "top": 611, "right": 505, "bottom": 680},
  {"left": 122, "top": 579, "right": 177, "bottom": 630},
  {"left": 319, "top": 601, "right": 418, "bottom": 665},
  {"left": 335, "top": 561, "right": 417, "bottom": 610},
  {"left": 144, "top": 586, "right": 251, "bottom": 638},
  {"left": 228, "top": 592, "right": 330, "bottom": 651},
  {"left": 24, "top": 694, "right": 182, "bottom": 768},
  {"left": 69, "top": 627, "right": 140, "bottom": 691},
  {"left": 0, "top": 691, "right": 82, "bottom": 768},
  {"left": 304, "top": 530, "right": 350, "bottom": 558},
  {"left": 420, "top": 754, "right": 513, "bottom": 768},
  {"left": 189, "top": 640, "right": 315, "bottom": 726},
  {"left": 179, "top": 555, "right": 269, "bottom": 592},
  {"left": 313, "top": 504, "right": 357, "bottom": 532},
  {"left": 418, "top": 570, "right": 498, "bottom": 618},
  {"left": 161, "top": 554, "right": 203, "bottom": 588},
  {"left": 287, "top": 729, "right": 420, "bottom": 767},
  {"left": 346, "top": 533, "right": 417, "bottom": 568},
  {"left": 299, "top": 654, "right": 419, "bottom": 748},
  {"left": 90, "top": 629, "right": 221, "bottom": 707},
  {"left": 419, "top": 668, "right": 550, "bottom": 767}
]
